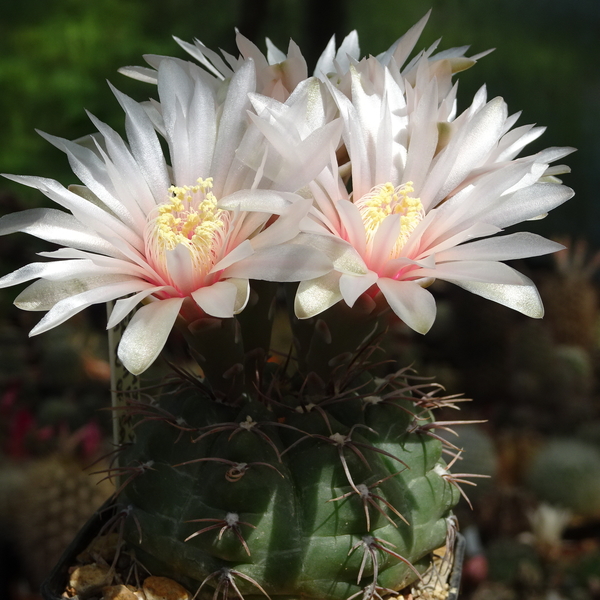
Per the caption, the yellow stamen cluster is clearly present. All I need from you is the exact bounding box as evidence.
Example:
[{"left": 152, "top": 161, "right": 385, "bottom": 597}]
[
  {"left": 149, "top": 177, "right": 228, "bottom": 277},
  {"left": 357, "top": 181, "right": 424, "bottom": 257}
]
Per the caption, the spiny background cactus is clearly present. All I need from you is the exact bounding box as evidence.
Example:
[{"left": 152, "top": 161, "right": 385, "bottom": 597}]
[{"left": 104, "top": 301, "right": 465, "bottom": 600}]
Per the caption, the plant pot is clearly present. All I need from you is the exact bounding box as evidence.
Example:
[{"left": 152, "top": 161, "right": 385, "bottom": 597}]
[{"left": 40, "top": 497, "right": 465, "bottom": 600}]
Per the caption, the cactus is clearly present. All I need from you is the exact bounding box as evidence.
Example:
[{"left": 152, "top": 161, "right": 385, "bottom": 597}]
[
  {"left": 102, "top": 302, "right": 465, "bottom": 600},
  {"left": 526, "top": 439, "right": 600, "bottom": 519}
]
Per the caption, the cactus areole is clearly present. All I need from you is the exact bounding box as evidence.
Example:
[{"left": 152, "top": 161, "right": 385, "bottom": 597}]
[{"left": 109, "top": 298, "right": 463, "bottom": 600}]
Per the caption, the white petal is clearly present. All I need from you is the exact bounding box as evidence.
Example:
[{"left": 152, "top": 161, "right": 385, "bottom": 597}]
[
  {"left": 419, "top": 260, "right": 530, "bottom": 285},
  {"left": 336, "top": 30, "right": 360, "bottom": 72},
  {"left": 339, "top": 271, "right": 378, "bottom": 307},
  {"left": 212, "top": 60, "right": 256, "bottom": 195},
  {"left": 38, "top": 130, "right": 143, "bottom": 231},
  {"left": 391, "top": 10, "right": 431, "bottom": 68},
  {"left": 29, "top": 279, "right": 150, "bottom": 335},
  {"left": 419, "top": 222, "right": 501, "bottom": 258},
  {"left": 266, "top": 38, "right": 287, "bottom": 64},
  {"left": 86, "top": 111, "right": 157, "bottom": 216},
  {"left": 0, "top": 260, "right": 98, "bottom": 289},
  {"left": 453, "top": 279, "right": 544, "bottom": 318},
  {"left": 4, "top": 174, "right": 144, "bottom": 252},
  {"left": 107, "top": 285, "right": 165, "bottom": 328},
  {"left": 229, "top": 278, "right": 250, "bottom": 314},
  {"left": 109, "top": 84, "right": 171, "bottom": 205},
  {"left": 484, "top": 183, "right": 574, "bottom": 228},
  {"left": 436, "top": 233, "right": 565, "bottom": 262},
  {"left": 0, "top": 207, "right": 119, "bottom": 257},
  {"left": 402, "top": 77, "right": 439, "bottom": 190},
  {"left": 118, "top": 297, "right": 184, "bottom": 375},
  {"left": 222, "top": 244, "right": 333, "bottom": 282},
  {"left": 314, "top": 34, "right": 336, "bottom": 78},
  {"left": 295, "top": 271, "right": 343, "bottom": 319},
  {"left": 192, "top": 281, "right": 238, "bottom": 318},
  {"left": 118, "top": 65, "right": 158, "bottom": 84},
  {"left": 15, "top": 274, "right": 134, "bottom": 311},
  {"left": 291, "top": 233, "right": 367, "bottom": 274},
  {"left": 250, "top": 198, "right": 311, "bottom": 249},
  {"left": 377, "top": 278, "right": 436, "bottom": 334},
  {"left": 422, "top": 97, "right": 508, "bottom": 208},
  {"left": 218, "top": 189, "right": 299, "bottom": 214},
  {"left": 211, "top": 240, "right": 255, "bottom": 273}
]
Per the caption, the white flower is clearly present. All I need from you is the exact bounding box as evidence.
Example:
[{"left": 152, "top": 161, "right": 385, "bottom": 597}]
[
  {"left": 120, "top": 12, "right": 487, "bottom": 106},
  {"left": 0, "top": 58, "right": 338, "bottom": 374},
  {"left": 289, "top": 49, "right": 574, "bottom": 332},
  {"left": 120, "top": 28, "right": 359, "bottom": 103}
]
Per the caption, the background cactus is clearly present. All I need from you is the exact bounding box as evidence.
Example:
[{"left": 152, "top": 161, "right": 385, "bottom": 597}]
[{"left": 106, "top": 302, "right": 464, "bottom": 600}]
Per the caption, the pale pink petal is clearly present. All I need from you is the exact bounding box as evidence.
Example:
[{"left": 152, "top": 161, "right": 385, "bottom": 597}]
[
  {"left": 335, "top": 31, "right": 360, "bottom": 72},
  {"left": 337, "top": 200, "right": 367, "bottom": 257},
  {"left": 377, "top": 278, "right": 436, "bottom": 334},
  {"left": 165, "top": 244, "right": 196, "bottom": 293},
  {"left": 37, "top": 130, "right": 143, "bottom": 230},
  {"left": 118, "top": 297, "right": 185, "bottom": 375},
  {"left": 38, "top": 249, "right": 150, "bottom": 279},
  {"left": 172, "top": 36, "right": 231, "bottom": 79},
  {"left": 369, "top": 214, "right": 401, "bottom": 272}
]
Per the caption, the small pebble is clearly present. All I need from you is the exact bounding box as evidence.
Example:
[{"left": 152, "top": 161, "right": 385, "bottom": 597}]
[
  {"left": 69, "top": 563, "right": 111, "bottom": 596},
  {"left": 143, "top": 576, "right": 191, "bottom": 600},
  {"left": 102, "top": 584, "right": 138, "bottom": 600}
]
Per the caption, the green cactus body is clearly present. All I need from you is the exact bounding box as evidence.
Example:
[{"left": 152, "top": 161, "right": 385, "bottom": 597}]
[{"left": 116, "top": 364, "right": 460, "bottom": 600}]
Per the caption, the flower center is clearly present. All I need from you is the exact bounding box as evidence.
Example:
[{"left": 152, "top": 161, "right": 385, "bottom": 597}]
[
  {"left": 356, "top": 182, "right": 424, "bottom": 257},
  {"left": 146, "top": 177, "right": 229, "bottom": 287}
]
